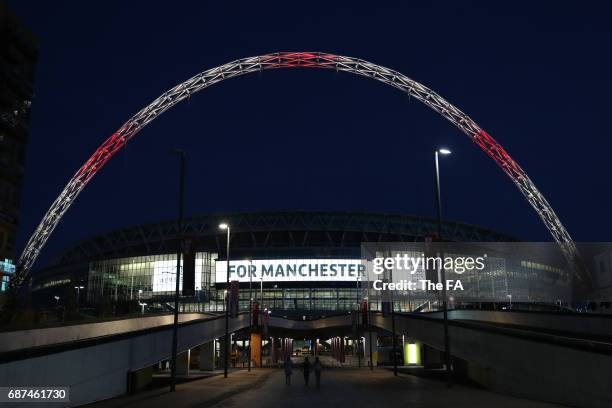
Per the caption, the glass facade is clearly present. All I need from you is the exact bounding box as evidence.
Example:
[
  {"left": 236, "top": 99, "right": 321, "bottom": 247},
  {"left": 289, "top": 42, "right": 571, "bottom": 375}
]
[
  {"left": 87, "top": 253, "right": 367, "bottom": 313},
  {"left": 86, "top": 251, "right": 571, "bottom": 315},
  {"left": 370, "top": 249, "right": 570, "bottom": 307},
  {"left": 88, "top": 252, "right": 218, "bottom": 306},
  {"left": 0, "top": 258, "right": 15, "bottom": 292}
]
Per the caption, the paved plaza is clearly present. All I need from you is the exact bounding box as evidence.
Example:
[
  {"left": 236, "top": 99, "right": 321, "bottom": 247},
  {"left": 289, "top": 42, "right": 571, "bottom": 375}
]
[{"left": 89, "top": 368, "right": 562, "bottom": 408}]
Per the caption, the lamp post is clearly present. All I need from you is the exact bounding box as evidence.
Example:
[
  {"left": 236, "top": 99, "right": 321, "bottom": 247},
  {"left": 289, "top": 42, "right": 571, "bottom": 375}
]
[
  {"left": 170, "top": 148, "right": 185, "bottom": 392},
  {"left": 138, "top": 289, "right": 145, "bottom": 314},
  {"left": 219, "top": 223, "right": 231, "bottom": 378},
  {"left": 53, "top": 295, "right": 60, "bottom": 307},
  {"left": 365, "top": 258, "right": 374, "bottom": 371},
  {"left": 356, "top": 272, "right": 361, "bottom": 368},
  {"left": 435, "top": 147, "right": 452, "bottom": 387},
  {"left": 74, "top": 286, "right": 84, "bottom": 311},
  {"left": 261, "top": 307, "right": 266, "bottom": 368},
  {"left": 267, "top": 309, "right": 272, "bottom": 367},
  {"left": 389, "top": 254, "right": 398, "bottom": 377},
  {"left": 248, "top": 258, "right": 253, "bottom": 372}
]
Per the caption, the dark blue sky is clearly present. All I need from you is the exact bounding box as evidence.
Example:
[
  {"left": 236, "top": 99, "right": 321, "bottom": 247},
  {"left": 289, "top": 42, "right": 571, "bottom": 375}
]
[{"left": 11, "top": 0, "right": 612, "bottom": 267}]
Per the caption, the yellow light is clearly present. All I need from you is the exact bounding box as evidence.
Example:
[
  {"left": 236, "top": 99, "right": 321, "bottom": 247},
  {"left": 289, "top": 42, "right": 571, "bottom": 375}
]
[{"left": 404, "top": 342, "right": 420, "bottom": 365}]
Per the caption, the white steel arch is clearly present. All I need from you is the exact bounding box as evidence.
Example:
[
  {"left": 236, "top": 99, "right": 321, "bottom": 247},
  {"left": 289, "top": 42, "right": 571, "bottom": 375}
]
[{"left": 14, "top": 52, "right": 580, "bottom": 288}]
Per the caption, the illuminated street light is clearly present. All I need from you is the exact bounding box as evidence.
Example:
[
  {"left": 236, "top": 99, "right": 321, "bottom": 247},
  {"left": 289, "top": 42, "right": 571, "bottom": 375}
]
[
  {"left": 219, "top": 222, "right": 231, "bottom": 378},
  {"left": 169, "top": 148, "right": 185, "bottom": 393},
  {"left": 74, "top": 286, "right": 84, "bottom": 311},
  {"left": 435, "top": 146, "right": 452, "bottom": 387}
]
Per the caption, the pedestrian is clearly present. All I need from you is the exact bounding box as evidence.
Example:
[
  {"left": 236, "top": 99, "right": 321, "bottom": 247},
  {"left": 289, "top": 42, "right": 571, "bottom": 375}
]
[
  {"left": 314, "top": 357, "right": 322, "bottom": 388},
  {"left": 284, "top": 356, "right": 293, "bottom": 385},
  {"left": 303, "top": 356, "right": 311, "bottom": 386}
]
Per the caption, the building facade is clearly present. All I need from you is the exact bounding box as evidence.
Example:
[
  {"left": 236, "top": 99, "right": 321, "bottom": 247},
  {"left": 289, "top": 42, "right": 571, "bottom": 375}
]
[
  {"left": 31, "top": 211, "right": 572, "bottom": 314},
  {"left": 0, "top": 1, "right": 37, "bottom": 290}
]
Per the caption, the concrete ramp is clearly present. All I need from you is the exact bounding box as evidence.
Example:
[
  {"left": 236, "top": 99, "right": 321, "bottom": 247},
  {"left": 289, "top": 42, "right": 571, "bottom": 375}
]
[
  {"left": 375, "top": 312, "right": 612, "bottom": 408},
  {"left": 0, "top": 313, "right": 249, "bottom": 406},
  {"left": 2, "top": 310, "right": 611, "bottom": 407}
]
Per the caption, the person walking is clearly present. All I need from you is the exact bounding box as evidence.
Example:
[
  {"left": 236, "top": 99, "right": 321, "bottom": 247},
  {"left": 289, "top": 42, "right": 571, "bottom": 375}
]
[
  {"left": 303, "top": 356, "right": 311, "bottom": 386},
  {"left": 284, "top": 356, "right": 293, "bottom": 385},
  {"left": 314, "top": 356, "right": 322, "bottom": 388}
]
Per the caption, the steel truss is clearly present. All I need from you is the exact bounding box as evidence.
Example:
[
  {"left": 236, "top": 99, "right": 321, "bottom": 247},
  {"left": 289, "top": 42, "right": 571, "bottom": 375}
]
[{"left": 14, "top": 52, "right": 580, "bottom": 289}]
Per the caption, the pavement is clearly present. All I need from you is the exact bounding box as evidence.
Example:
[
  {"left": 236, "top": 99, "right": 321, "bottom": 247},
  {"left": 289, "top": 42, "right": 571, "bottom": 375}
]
[{"left": 88, "top": 368, "right": 563, "bottom": 408}]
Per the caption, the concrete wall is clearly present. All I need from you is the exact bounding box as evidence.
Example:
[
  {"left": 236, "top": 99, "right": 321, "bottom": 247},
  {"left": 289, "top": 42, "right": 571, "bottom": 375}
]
[
  {"left": 198, "top": 340, "right": 215, "bottom": 371},
  {"left": 0, "top": 314, "right": 249, "bottom": 407},
  {"left": 175, "top": 350, "right": 190, "bottom": 376},
  {"left": 3, "top": 311, "right": 610, "bottom": 407},
  {"left": 430, "top": 309, "right": 612, "bottom": 338},
  {"left": 0, "top": 313, "right": 218, "bottom": 353},
  {"left": 373, "top": 313, "right": 612, "bottom": 408}
]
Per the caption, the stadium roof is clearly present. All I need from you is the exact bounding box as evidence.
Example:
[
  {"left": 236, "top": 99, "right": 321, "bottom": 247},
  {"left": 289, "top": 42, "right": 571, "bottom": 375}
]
[{"left": 51, "top": 211, "right": 519, "bottom": 266}]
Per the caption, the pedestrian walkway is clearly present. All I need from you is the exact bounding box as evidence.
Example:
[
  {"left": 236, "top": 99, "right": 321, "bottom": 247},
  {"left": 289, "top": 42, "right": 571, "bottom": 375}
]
[
  {"left": 87, "top": 369, "right": 274, "bottom": 408},
  {"left": 88, "top": 368, "right": 562, "bottom": 408},
  {"left": 211, "top": 368, "right": 562, "bottom": 408}
]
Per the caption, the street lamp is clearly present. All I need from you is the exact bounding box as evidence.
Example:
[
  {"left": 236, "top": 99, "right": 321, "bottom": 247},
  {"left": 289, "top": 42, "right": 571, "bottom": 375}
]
[
  {"left": 355, "top": 271, "right": 363, "bottom": 368},
  {"left": 434, "top": 147, "right": 452, "bottom": 387},
  {"left": 170, "top": 148, "right": 185, "bottom": 393},
  {"left": 219, "top": 222, "right": 231, "bottom": 378},
  {"left": 388, "top": 252, "right": 398, "bottom": 377},
  {"left": 74, "top": 286, "right": 84, "bottom": 311},
  {"left": 53, "top": 295, "right": 60, "bottom": 307},
  {"left": 247, "top": 259, "right": 253, "bottom": 372}
]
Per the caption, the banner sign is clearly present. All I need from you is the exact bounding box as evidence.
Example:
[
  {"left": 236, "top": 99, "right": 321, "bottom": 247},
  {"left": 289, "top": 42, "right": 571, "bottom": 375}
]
[
  {"left": 215, "top": 259, "right": 365, "bottom": 283},
  {"left": 230, "top": 280, "right": 239, "bottom": 317},
  {"left": 182, "top": 237, "right": 196, "bottom": 296},
  {"left": 252, "top": 301, "right": 259, "bottom": 326}
]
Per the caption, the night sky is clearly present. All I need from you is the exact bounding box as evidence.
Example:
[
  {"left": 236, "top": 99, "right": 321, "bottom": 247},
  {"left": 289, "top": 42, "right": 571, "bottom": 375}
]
[{"left": 10, "top": 1, "right": 612, "bottom": 268}]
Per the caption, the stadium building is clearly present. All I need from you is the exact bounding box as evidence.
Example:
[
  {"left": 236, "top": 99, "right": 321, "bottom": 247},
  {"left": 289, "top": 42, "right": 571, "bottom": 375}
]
[{"left": 30, "top": 211, "right": 571, "bottom": 315}]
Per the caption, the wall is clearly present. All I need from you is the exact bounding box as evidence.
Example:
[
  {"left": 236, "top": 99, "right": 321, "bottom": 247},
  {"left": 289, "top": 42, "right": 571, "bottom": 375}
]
[
  {"left": 372, "top": 313, "right": 612, "bottom": 408},
  {"left": 0, "top": 314, "right": 249, "bottom": 406}
]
